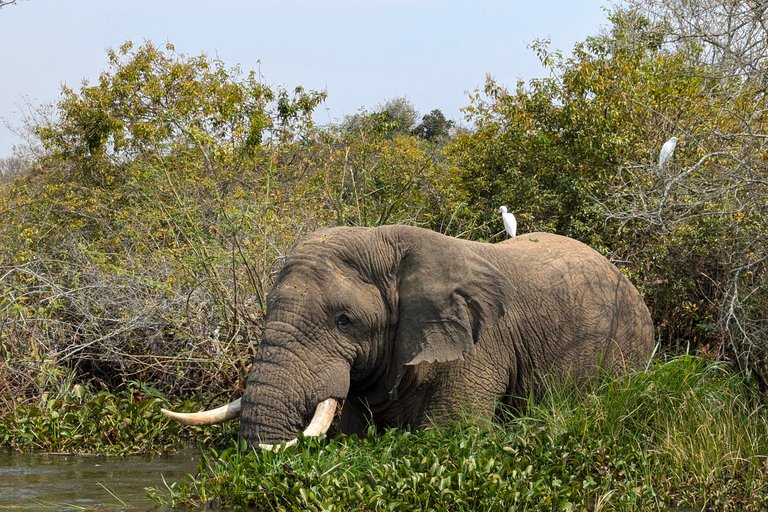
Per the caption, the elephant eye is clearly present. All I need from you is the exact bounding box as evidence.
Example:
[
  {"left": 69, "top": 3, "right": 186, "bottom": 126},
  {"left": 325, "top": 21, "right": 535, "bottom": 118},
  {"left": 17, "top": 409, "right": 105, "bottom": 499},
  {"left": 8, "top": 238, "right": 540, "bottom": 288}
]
[{"left": 336, "top": 314, "right": 350, "bottom": 331}]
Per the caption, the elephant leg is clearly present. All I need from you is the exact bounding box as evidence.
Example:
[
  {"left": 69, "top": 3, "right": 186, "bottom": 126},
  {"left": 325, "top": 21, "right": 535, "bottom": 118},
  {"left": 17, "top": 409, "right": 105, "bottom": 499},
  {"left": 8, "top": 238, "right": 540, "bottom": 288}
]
[{"left": 418, "top": 353, "right": 511, "bottom": 428}]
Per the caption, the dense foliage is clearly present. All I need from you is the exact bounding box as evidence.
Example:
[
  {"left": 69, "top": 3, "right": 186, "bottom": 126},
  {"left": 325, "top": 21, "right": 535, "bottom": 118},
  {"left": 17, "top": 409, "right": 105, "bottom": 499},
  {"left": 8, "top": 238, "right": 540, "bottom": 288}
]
[
  {"left": 0, "top": 42, "right": 460, "bottom": 407},
  {"left": 449, "top": 8, "right": 767, "bottom": 381},
  {"left": 0, "top": 382, "right": 236, "bottom": 455}
]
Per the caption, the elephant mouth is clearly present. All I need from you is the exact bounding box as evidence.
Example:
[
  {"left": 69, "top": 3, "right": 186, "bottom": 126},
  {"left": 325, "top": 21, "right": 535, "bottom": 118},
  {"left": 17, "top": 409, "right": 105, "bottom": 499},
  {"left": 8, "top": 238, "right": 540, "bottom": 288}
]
[{"left": 160, "top": 397, "right": 338, "bottom": 450}]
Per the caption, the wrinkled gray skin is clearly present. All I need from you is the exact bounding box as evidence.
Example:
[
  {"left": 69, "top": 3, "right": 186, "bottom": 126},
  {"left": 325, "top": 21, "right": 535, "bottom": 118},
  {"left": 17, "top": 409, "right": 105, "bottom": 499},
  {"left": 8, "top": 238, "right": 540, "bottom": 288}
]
[{"left": 240, "top": 225, "right": 654, "bottom": 445}]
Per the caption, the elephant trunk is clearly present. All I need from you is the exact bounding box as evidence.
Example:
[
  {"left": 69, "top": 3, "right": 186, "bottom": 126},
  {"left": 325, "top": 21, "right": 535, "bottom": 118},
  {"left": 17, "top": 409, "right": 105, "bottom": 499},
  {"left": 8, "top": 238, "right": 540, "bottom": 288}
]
[
  {"left": 162, "top": 317, "right": 350, "bottom": 448},
  {"left": 256, "top": 397, "right": 338, "bottom": 450},
  {"left": 239, "top": 336, "right": 350, "bottom": 446}
]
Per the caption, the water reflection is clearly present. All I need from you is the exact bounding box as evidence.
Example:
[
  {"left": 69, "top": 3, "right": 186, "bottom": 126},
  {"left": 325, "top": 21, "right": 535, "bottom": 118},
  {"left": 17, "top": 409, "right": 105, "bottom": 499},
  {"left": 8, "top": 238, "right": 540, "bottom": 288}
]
[{"left": 0, "top": 450, "right": 199, "bottom": 510}]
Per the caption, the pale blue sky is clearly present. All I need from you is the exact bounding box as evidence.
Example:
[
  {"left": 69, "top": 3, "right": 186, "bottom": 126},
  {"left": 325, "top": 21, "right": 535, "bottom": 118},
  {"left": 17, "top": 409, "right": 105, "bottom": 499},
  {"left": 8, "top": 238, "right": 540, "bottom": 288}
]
[{"left": 0, "top": 1, "right": 613, "bottom": 157}]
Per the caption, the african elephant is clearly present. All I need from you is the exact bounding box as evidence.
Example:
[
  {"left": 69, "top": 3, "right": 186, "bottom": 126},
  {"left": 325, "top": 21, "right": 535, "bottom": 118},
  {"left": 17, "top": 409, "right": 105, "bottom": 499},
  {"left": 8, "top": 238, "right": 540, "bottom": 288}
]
[{"left": 162, "top": 225, "right": 654, "bottom": 449}]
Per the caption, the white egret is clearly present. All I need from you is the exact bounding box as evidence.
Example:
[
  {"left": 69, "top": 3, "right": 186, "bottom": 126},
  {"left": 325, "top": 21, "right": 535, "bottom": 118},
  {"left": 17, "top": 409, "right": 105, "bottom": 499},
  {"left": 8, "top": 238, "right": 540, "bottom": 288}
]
[
  {"left": 498, "top": 206, "right": 517, "bottom": 238},
  {"left": 658, "top": 136, "right": 679, "bottom": 167}
]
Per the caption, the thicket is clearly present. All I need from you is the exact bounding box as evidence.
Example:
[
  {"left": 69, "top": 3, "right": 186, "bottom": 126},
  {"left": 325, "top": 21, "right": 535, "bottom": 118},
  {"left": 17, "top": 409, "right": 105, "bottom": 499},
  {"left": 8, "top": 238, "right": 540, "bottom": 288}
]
[
  {"left": 0, "top": 381, "right": 237, "bottom": 455},
  {"left": 0, "top": 42, "right": 460, "bottom": 410},
  {"left": 1, "top": 2, "right": 767, "bottom": 417}
]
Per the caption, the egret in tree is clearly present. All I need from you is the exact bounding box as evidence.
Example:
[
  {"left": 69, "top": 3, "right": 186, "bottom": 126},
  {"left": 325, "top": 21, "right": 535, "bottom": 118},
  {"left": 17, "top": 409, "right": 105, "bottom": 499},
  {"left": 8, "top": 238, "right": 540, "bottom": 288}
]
[
  {"left": 498, "top": 206, "right": 517, "bottom": 238},
  {"left": 659, "top": 136, "right": 679, "bottom": 167}
]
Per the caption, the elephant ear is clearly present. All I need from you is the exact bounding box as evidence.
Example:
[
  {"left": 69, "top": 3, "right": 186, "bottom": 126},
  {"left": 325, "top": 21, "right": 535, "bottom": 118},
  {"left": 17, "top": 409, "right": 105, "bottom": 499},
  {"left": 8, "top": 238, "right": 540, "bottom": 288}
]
[{"left": 386, "top": 240, "right": 514, "bottom": 399}]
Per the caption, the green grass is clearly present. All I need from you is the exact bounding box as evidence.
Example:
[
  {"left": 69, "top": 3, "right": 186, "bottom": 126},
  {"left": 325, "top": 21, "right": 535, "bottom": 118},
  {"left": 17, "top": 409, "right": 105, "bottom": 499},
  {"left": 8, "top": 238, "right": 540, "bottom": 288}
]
[{"left": 150, "top": 356, "right": 768, "bottom": 511}]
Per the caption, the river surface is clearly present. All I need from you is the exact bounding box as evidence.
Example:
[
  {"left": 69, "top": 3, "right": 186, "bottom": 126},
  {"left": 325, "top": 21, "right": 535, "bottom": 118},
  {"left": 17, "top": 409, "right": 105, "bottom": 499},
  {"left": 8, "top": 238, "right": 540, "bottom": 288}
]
[{"left": 0, "top": 449, "right": 201, "bottom": 510}]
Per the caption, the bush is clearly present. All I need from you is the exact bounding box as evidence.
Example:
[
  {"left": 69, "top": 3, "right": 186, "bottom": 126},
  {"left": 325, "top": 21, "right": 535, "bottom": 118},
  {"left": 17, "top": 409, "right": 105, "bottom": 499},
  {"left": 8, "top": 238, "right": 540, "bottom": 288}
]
[{"left": 0, "top": 382, "right": 235, "bottom": 455}]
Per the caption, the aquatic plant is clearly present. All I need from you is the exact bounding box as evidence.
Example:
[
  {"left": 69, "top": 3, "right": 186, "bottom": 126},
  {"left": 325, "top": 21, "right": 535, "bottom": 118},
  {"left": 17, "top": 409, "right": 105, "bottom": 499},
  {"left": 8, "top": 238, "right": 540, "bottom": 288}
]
[{"left": 0, "top": 382, "right": 235, "bottom": 455}]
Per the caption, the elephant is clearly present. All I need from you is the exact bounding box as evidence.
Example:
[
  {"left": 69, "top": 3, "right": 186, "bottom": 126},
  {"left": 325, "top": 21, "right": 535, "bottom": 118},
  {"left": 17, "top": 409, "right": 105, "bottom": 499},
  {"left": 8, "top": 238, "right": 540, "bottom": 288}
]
[{"left": 162, "top": 225, "right": 654, "bottom": 449}]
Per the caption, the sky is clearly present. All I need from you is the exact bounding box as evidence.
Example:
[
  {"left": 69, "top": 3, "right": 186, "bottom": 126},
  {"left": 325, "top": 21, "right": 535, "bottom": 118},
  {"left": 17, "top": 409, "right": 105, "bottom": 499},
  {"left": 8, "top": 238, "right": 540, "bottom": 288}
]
[{"left": 0, "top": 0, "right": 613, "bottom": 158}]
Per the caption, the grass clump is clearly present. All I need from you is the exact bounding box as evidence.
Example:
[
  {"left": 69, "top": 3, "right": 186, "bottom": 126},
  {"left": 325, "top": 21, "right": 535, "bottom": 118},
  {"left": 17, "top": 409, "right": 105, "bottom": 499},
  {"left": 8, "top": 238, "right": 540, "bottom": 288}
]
[{"left": 151, "top": 356, "right": 768, "bottom": 511}]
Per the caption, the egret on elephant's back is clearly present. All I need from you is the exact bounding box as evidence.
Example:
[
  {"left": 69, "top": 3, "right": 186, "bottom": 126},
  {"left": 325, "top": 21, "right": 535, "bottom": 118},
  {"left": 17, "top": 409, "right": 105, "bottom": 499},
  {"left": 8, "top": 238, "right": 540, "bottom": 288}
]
[{"left": 498, "top": 206, "right": 517, "bottom": 237}]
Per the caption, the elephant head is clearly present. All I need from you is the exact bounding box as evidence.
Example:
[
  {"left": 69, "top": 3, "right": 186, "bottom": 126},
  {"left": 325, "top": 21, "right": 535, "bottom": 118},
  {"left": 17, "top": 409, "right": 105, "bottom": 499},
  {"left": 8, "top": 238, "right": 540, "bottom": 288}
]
[{"left": 162, "top": 225, "right": 654, "bottom": 449}]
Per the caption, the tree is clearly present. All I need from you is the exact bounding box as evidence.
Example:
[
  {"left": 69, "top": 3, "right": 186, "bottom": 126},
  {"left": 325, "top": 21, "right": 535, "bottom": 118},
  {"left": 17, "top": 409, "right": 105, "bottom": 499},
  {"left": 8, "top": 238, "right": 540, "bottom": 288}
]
[
  {"left": 0, "top": 40, "right": 465, "bottom": 401},
  {"left": 628, "top": 0, "right": 768, "bottom": 82},
  {"left": 342, "top": 97, "right": 420, "bottom": 138},
  {"left": 0, "top": 156, "right": 25, "bottom": 183},
  {"left": 314, "top": 101, "right": 460, "bottom": 230},
  {"left": 0, "top": 40, "right": 328, "bottom": 395},
  {"left": 413, "top": 109, "right": 453, "bottom": 141},
  {"left": 613, "top": 0, "right": 768, "bottom": 385},
  {"left": 377, "top": 97, "right": 420, "bottom": 132}
]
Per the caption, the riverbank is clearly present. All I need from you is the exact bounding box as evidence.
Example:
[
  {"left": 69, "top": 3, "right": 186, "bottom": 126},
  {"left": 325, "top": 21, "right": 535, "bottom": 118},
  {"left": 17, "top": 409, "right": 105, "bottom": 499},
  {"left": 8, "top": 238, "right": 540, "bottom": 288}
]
[{"left": 2, "top": 356, "right": 767, "bottom": 509}]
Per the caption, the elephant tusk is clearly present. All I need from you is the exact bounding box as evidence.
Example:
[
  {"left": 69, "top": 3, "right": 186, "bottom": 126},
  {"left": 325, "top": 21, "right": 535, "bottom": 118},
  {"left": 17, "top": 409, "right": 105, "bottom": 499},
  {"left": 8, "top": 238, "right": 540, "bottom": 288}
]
[
  {"left": 257, "top": 397, "right": 338, "bottom": 451},
  {"left": 160, "top": 398, "right": 242, "bottom": 426}
]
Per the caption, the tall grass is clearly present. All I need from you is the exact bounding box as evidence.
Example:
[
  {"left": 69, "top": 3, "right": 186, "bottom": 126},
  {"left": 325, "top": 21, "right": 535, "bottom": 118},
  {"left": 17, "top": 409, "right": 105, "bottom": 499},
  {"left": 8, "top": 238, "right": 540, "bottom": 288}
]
[
  {"left": 530, "top": 355, "right": 768, "bottom": 507},
  {"left": 150, "top": 356, "right": 768, "bottom": 510}
]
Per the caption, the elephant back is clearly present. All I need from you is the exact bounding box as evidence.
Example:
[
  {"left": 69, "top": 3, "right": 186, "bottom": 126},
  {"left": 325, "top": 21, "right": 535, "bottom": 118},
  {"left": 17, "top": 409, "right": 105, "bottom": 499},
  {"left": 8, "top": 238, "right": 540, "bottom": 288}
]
[{"left": 485, "top": 232, "right": 654, "bottom": 379}]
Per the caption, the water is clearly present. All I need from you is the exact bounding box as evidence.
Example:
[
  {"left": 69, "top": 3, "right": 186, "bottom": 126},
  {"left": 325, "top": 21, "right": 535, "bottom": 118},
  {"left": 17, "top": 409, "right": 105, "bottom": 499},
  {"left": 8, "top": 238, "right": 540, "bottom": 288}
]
[{"left": 0, "top": 449, "right": 200, "bottom": 510}]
